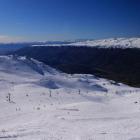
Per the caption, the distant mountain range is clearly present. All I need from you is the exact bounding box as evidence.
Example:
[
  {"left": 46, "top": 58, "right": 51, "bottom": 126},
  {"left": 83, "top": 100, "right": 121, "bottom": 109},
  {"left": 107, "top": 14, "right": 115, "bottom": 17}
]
[
  {"left": 69, "top": 38, "right": 140, "bottom": 48},
  {"left": 0, "top": 41, "right": 74, "bottom": 54},
  {"left": 30, "top": 38, "right": 140, "bottom": 48},
  {"left": 13, "top": 37, "right": 140, "bottom": 87},
  {"left": 1, "top": 37, "right": 140, "bottom": 55}
]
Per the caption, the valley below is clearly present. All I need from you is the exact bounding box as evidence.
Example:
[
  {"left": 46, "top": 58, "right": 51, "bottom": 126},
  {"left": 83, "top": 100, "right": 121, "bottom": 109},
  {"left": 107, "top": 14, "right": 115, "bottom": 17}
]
[{"left": 15, "top": 46, "right": 140, "bottom": 87}]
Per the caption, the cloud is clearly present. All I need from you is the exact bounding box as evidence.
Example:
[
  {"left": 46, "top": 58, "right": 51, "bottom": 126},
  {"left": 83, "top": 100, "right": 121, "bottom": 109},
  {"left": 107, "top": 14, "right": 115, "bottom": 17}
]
[{"left": 0, "top": 35, "right": 25, "bottom": 43}]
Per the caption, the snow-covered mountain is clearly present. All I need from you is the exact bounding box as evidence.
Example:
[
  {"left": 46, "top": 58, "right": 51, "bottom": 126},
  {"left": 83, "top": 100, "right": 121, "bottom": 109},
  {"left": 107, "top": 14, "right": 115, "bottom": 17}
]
[
  {"left": 69, "top": 38, "right": 140, "bottom": 48},
  {"left": 30, "top": 37, "right": 140, "bottom": 48},
  {"left": 0, "top": 55, "right": 140, "bottom": 140},
  {"left": 0, "top": 55, "right": 121, "bottom": 92}
]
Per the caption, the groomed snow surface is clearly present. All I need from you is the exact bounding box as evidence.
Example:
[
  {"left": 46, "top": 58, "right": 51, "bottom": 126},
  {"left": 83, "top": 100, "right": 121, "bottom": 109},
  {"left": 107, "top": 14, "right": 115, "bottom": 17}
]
[{"left": 0, "top": 55, "right": 140, "bottom": 140}]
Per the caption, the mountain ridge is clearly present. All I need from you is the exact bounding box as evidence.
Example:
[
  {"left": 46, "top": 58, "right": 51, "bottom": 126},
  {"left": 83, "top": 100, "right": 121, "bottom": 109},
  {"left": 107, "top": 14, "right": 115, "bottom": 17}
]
[{"left": 31, "top": 37, "right": 140, "bottom": 49}]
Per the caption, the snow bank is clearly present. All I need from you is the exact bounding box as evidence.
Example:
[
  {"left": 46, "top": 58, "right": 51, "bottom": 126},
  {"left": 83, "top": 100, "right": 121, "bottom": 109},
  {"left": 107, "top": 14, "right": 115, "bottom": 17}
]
[{"left": 0, "top": 55, "right": 140, "bottom": 140}]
